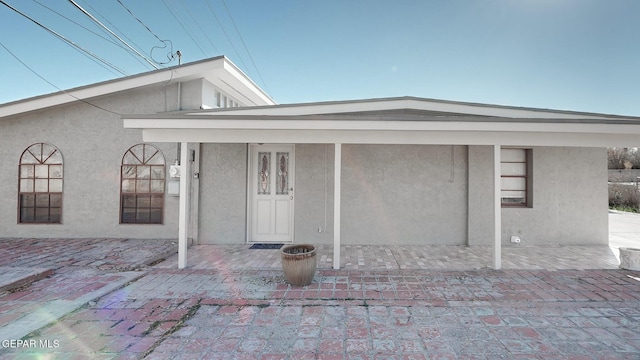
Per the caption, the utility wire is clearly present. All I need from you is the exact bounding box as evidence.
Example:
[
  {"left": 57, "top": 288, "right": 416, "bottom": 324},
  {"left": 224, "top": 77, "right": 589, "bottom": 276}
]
[
  {"left": 32, "top": 0, "right": 121, "bottom": 49},
  {"left": 0, "top": 39, "right": 121, "bottom": 115},
  {"left": 115, "top": 0, "right": 178, "bottom": 65},
  {"left": 178, "top": 0, "right": 218, "bottom": 53},
  {"left": 221, "top": 0, "right": 270, "bottom": 93},
  {"left": 116, "top": 0, "right": 162, "bottom": 43},
  {"left": 32, "top": 0, "right": 150, "bottom": 69},
  {"left": 67, "top": 0, "right": 159, "bottom": 69},
  {"left": 161, "top": 0, "right": 207, "bottom": 57},
  {"left": 78, "top": 0, "right": 152, "bottom": 69},
  {"left": 0, "top": 0, "right": 127, "bottom": 76},
  {"left": 204, "top": 0, "right": 247, "bottom": 70}
]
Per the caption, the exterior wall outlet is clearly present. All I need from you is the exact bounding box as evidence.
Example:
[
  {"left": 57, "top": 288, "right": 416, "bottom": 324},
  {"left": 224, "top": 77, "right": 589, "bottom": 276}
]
[
  {"left": 318, "top": 226, "right": 324, "bottom": 233},
  {"left": 510, "top": 235, "right": 521, "bottom": 244}
]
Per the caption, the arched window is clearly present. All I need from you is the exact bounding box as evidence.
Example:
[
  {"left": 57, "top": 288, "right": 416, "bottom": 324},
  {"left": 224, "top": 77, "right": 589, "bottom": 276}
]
[
  {"left": 120, "top": 144, "right": 165, "bottom": 224},
  {"left": 18, "top": 143, "right": 63, "bottom": 223}
]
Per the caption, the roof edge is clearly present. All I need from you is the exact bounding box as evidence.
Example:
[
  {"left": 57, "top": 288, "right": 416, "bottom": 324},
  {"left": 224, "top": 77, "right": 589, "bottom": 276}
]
[
  {"left": 173, "top": 96, "right": 640, "bottom": 120},
  {"left": 0, "top": 56, "right": 275, "bottom": 117}
]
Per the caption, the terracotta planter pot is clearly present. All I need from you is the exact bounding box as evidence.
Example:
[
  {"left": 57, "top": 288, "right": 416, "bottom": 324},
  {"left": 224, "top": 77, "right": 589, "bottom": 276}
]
[{"left": 281, "top": 244, "right": 317, "bottom": 286}]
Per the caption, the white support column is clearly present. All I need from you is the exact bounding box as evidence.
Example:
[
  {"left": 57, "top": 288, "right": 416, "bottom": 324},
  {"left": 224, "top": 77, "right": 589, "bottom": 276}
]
[
  {"left": 178, "top": 142, "right": 190, "bottom": 269},
  {"left": 493, "top": 145, "right": 502, "bottom": 270},
  {"left": 333, "top": 143, "right": 342, "bottom": 270}
]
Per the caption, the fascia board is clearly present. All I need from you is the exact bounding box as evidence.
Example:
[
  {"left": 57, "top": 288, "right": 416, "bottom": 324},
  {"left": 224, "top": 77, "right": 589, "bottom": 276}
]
[
  {"left": 181, "top": 97, "right": 632, "bottom": 120},
  {"left": 123, "top": 117, "right": 640, "bottom": 135},
  {"left": 219, "top": 60, "right": 275, "bottom": 106},
  {"left": 139, "top": 128, "right": 640, "bottom": 148},
  {"left": 0, "top": 70, "right": 176, "bottom": 118}
]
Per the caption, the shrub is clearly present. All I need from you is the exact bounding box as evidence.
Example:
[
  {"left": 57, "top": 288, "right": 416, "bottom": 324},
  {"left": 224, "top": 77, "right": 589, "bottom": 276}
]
[{"left": 609, "top": 183, "right": 640, "bottom": 211}]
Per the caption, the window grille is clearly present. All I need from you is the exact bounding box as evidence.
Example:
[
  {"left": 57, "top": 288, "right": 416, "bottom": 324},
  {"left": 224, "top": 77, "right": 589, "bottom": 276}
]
[
  {"left": 120, "top": 144, "right": 165, "bottom": 224},
  {"left": 18, "top": 143, "right": 63, "bottom": 223}
]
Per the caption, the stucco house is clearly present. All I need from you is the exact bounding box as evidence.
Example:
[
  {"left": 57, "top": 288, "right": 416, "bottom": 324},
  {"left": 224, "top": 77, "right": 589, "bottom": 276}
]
[{"left": 2, "top": 56, "right": 640, "bottom": 269}]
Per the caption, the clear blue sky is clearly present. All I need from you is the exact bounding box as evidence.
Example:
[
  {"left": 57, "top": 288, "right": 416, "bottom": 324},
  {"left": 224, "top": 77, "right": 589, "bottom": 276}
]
[{"left": 1, "top": 0, "right": 639, "bottom": 116}]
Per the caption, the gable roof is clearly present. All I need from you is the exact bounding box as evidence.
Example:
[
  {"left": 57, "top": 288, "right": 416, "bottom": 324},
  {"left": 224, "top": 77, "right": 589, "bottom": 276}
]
[{"left": 0, "top": 56, "right": 275, "bottom": 118}]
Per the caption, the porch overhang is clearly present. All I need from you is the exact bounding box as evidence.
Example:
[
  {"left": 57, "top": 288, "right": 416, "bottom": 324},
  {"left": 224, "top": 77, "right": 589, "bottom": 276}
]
[
  {"left": 123, "top": 115, "right": 640, "bottom": 147},
  {"left": 122, "top": 97, "right": 640, "bottom": 270}
]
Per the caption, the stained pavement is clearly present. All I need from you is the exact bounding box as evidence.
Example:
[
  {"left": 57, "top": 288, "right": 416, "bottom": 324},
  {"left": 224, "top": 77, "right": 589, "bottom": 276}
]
[{"left": 0, "top": 212, "right": 638, "bottom": 358}]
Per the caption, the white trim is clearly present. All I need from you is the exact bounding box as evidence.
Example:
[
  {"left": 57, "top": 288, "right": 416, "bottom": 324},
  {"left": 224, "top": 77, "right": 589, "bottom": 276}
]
[
  {"left": 136, "top": 129, "right": 640, "bottom": 148},
  {"left": 178, "top": 142, "right": 190, "bottom": 269},
  {"left": 124, "top": 118, "right": 640, "bottom": 133},
  {"left": 333, "top": 143, "right": 342, "bottom": 270},
  {"left": 493, "top": 145, "right": 501, "bottom": 270}
]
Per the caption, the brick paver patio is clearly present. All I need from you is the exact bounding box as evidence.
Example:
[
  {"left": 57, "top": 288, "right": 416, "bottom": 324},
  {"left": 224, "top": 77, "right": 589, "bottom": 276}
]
[{"left": 0, "top": 212, "right": 639, "bottom": 358}]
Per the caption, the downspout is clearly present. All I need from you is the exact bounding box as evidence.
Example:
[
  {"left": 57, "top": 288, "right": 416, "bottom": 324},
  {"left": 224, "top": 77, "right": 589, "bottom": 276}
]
[
  {"left": 177, "top": 81, "right": 182, "bottom": 111},
  {"left": 176, "top": 81, "right": 182, "bottom": 164}
]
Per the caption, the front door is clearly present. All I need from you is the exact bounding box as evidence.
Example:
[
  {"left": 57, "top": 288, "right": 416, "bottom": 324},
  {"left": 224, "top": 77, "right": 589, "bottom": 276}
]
[{"left": 248, "top": 144, "right": 295, "bottom": 243}]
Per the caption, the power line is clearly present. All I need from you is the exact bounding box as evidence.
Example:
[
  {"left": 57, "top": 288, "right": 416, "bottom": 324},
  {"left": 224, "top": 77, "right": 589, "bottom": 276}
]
[
  {"left": 178, "top": 0, "right": 218, "bottom": 54},
  {"left": 221, "top": 0, "right": 270, "bottom": 93},
  {"left": 204, "top": 0, "right": 247, "bottom": 70},
  {"left": 67, "top": 0, "right": 159, "bottom": 69},
  {"left": 115, "top": 0, "right": 179, "bottom": 65},
  {"left": 161, "top": 0, "right": 207, "bottom": 57},
  {"left": 32, "top": 0, "right": 120, "bottom": 49},
  {"left": 31, "top": 0, "right": 150, "bottom": 70},
  {"left": 0, "top": 40, "right": 121, "bottom": 115},
  {"left": 77, "top": 0, "right": 153, "bottom": 69},
  {"left": 0, "top": 0, "right": 127, "bottom": 76}
]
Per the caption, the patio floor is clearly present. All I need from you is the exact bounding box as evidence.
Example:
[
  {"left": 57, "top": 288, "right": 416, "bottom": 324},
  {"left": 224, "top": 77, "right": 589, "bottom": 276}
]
[
  {"left": 157, "top": 244, "right": 621, "bottom": 271},
  {"left": 157, "top": 210, "right": 640, "bottom": 272}
]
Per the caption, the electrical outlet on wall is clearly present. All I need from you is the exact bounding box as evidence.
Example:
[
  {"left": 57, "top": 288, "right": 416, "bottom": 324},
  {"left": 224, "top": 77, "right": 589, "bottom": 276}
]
[
  {"left": 318, "top": 227, "right": 323, "bottom": 233},
  {"left": 510, "top": 235, "right": 521, "bottom": 244}
]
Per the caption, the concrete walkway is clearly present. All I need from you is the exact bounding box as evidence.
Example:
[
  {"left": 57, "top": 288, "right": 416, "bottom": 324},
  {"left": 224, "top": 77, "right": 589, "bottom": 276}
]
[{"left": 0, "top": 213, "right": 638, "bottom": 359}]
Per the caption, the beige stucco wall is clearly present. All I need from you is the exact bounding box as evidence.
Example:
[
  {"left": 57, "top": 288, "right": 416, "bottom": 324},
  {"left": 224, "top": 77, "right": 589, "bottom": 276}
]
[
  {"left": 467, "top": 145, "right": 496, "bottom": 246},
  {"left": 197, "top": 143, "right": 248, "bottom": 244},
  {"left": 292, "top": 144, "right": 336, "bottom": 244},
  {"left": 340, "top": 144, "right": 469, "bottom": 245},
  {"left": 501, "top": 147, "right": 608, "bottom": 245},
  {"left": 0, "top": 83, "right": 182, "bottom": 239},
  {"left": 467, "top": 146, "right": 608, "bottom": 246}
]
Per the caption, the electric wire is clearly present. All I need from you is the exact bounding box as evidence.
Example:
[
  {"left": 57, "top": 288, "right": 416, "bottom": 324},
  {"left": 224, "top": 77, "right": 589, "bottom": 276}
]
[
  {"left": 0, "top": 0, "right": 127, "bottom": 76},
  {"left": 221, "top": 0, "right": 270, "bottom": 93},
  {"left": 67, "top": 0, "right": 159, "bottom": 69},
  {"left": 77, "top": 0, "right": 153, "bottom": 69},
  {"left": 31, "top": 0, "right": 122, "bottom": 50},
  {"left": 161, "top": 0, "right": 207, "bottom": 57},
  {"left": 31, "top": 0, "right": 150, "bottom": 69},
  {"left": 178, "top": 0, "right": 218, "bottom": 54},
  {"left": 0, "top": 40, "right": 121, "bottom": 115},
  {"left": 115, "top": 0, "right": 179, "bottom": 65},
  {"left": 204, "top": 0, "right": 248, "bottom": 70}
]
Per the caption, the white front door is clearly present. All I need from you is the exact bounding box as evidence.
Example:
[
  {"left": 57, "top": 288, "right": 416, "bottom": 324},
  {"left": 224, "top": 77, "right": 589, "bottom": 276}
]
[{"left": 248, "top": 144, "right": 295, "bottom": 243}]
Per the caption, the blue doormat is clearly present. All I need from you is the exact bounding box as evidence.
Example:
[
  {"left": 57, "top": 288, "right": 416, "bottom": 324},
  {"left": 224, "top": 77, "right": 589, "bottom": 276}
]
[{"left": 249, "top": 243, "right": 284, "bottom": 249}]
